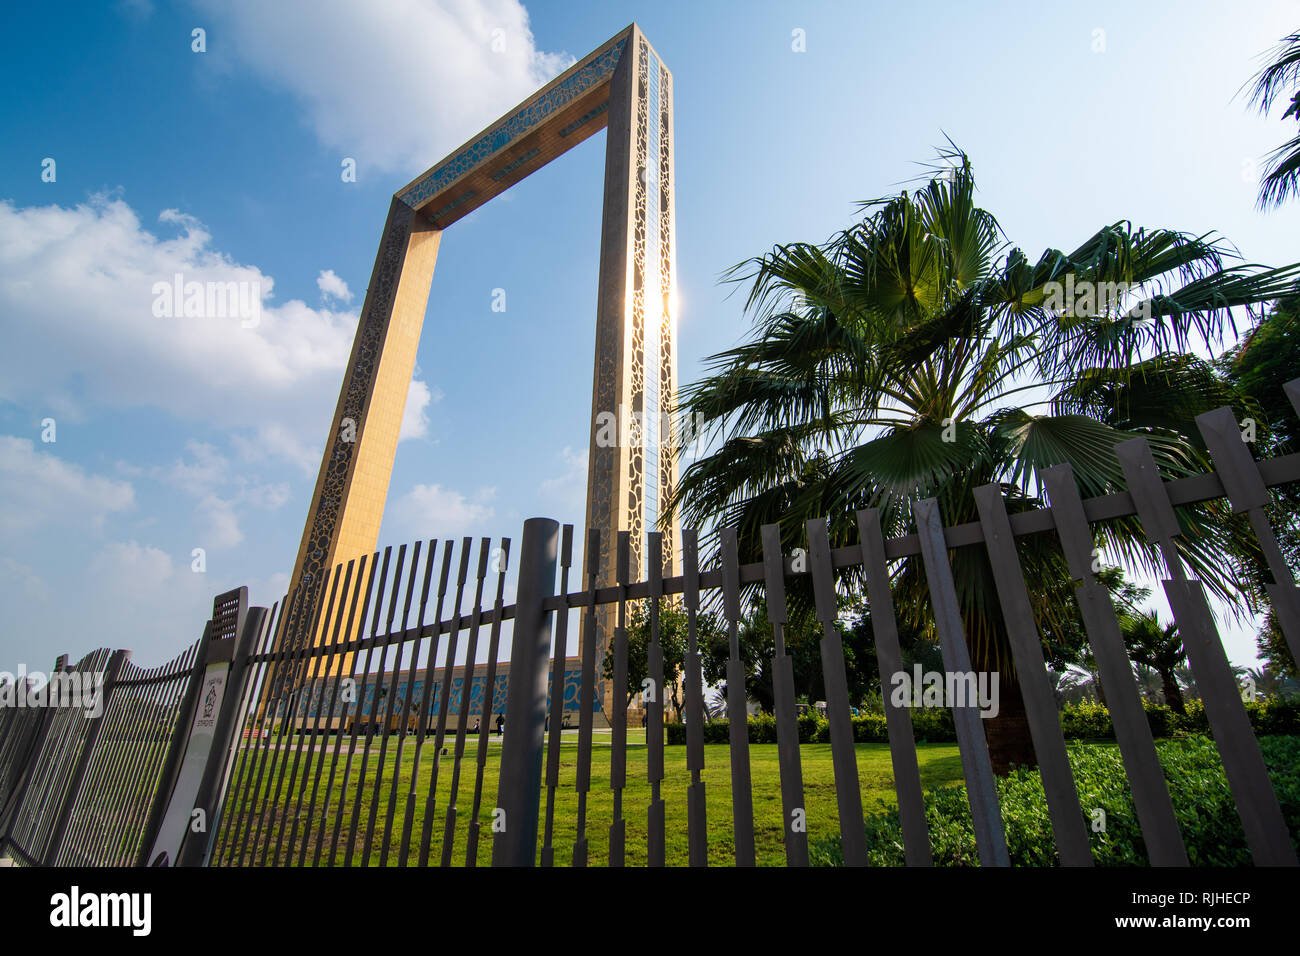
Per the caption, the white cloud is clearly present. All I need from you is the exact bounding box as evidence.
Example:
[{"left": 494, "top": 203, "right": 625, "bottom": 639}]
[
  {"left": 317, "top": 268, "right": 352, "bottom": 303},
  {"left": 0, "top": 197, "right": 438, "bottom": 472},
  {"left": 154, "top": 440, "right": 291, "bottom": 549},
  {"left": 89, "top": 540, "right": 178, "bottom": 595},
  {"left": 0, "top": 534, "right": 293, "bottom": 671},
  {"left": 392, "top": 483, "right": 496, "bottom": 538},
  {"left": 192, "top": 0, "right": 574, "bottom": 176},
  {"left": 196, "top": 494, "right": 243, "bottom": 549},
  {"left": 0, "top": 197, "right": 351, "bottom": 432},
  {"left": 157, "top": 440, "right": 228, "bottom": 496},
  {"left": 0, "top": 436, "right": 135, "bottom": 535},
  {"left": 399, "top": 378, "right": 444, "bottom": 442},
  {"left": 0, "top": 557, "right": 51, "bottom": 603},
  {"left": 231, "top": 423, "right": 320, "bottom": 476}
]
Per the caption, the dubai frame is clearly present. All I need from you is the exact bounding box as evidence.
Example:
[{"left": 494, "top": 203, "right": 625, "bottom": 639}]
[{"left": 281, "top": 25, "right": 679, "bottom": 717}]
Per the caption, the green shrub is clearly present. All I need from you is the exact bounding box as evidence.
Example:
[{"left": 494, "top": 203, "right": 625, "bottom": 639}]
[
  {"left": 1059, "top": 700, "right": 1112, "bottom": 738},
  {"left": 666, "top": 708, "right": 955, "bottom": 745},
  {"left": 668, "top": 696, "right": 1300, "bottom": 747},
  {"left": 750, "top": 713, "right": 778, "bottom": 744},
  {"left": 808, "top": 734, "right": 1300, "bottom": 866},
  {"left": 1250, "top": 695, "right": 1300, "bottom": 735},
  {"left": 851, "top": 713, "right": 889, "bottom": 742},
  {"left": 1172, "top": 700, "right": 1211, "bottom": 735},
  {"left": 908, "top": 707, "right": 956, "bottom": 742}
]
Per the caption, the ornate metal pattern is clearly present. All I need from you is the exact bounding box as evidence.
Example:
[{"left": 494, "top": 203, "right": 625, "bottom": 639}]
[
  {"left": 398, "top": 37, "right": 628, "bottom": 209},
  {"left": 285, "top": 199, "right": 413, "bottom": 658},
  {"left": 627, "top": 39, "right": 649, "bottom": 574},
  {"left": 657, "top": 63, "right": 676, "bottom": 569}
]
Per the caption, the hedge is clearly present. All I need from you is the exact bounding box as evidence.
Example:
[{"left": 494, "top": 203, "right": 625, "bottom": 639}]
[
  {"left": 808, "top": 734, "right": 1300, "bottom": 866},
  {"left": 1058, "top": 696, "right": 1300, "bottom": 739},
  {"left": 665, "top": 709, "right": 955, "bottom": 745},
  {"left": 664, "top": 696, "right": 1300, "bottom": 745}
]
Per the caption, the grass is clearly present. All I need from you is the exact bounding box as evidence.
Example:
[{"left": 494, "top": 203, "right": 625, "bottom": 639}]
[{"left": 213, "top": 731, "right": 968, "bottom": 866}]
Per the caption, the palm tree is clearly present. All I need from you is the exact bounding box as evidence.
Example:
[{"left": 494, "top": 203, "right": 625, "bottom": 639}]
[
  {"left": 1121, "top": 612, "right": 1186, "bottom": 714},
  {"left": 1243, "top": 30, "right": 1300, "bottom": 209},
  {"left": 705, "top": 687, "right": 728, "bottom": 721},
  {"left": 1051, "top": 666, "right": 1101, "bottom": 706},
  {"left": 669, "top": 146, "right": 1299, "bottom": 772},
  {"left": 1132, "top": 663, "right": 1166, "bottom": 707},
  {"left": 1245, "top": 663, "right": 1300, "bottom": 700}
]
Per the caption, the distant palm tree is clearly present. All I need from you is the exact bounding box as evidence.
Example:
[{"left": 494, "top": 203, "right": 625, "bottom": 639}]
[
  {"left": 1243, "top": 30, "right": 1300, "bottom": 209},
  {"left": 670, "top": 146, "right": 1297, "bottom": 771},
  {"left": 1132, "top": 662, "right": 1165, "bottom": 707},
  {"left": 1053, "top": 665, "right": 1102, "bottom": 706},
  {"left": 1173, "top": 662, "right": 1249, "bottom": 705},
  {"left": 1245, "top": 665, "right": 1275, "bottom": 701},
  {"left": 705, "top": 687, "right": 728, "bottom": 722},
  {"left": 1121, "top": 612, "right": 1186, "bottom": 714}
]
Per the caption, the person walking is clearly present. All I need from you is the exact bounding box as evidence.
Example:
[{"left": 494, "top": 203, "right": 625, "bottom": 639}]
[{"left": 495, "top": 713, "right": 504, "bottom": 737}]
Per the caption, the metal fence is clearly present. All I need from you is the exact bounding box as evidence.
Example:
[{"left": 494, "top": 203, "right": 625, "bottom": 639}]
[
  {"left": 2, "top": 391, "right": 1299, "bottom": 867},
  {"left": 0, "top": 644, "right": 199, "bottom": 866}
]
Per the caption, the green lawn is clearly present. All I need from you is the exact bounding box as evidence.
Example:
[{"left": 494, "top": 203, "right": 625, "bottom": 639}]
[{"left": 214, "top": 732, "right": 967, "bottom": 867}]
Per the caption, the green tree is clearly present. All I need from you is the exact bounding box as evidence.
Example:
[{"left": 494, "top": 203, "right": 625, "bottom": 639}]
[
  {"left": 669, "top": 146, "right": 1298, "bottom": 772},
  {"left": 697, "top": 589, "right": 885, "bottom": 713},
  {"left": 1217, "top": 298, "right": 1300, "bottom": 676},
  {"left": 601, "top": 599, "right": 724, "bottom": 719},
  {"left": 1121, "top": 611, "right": 1187, "bottom": 715},
  {"left": 1257, "top": 610, "right": 1298, "bottom": 679},
  {"left": 1243, "top": 30, "right": 1300, "bottom": 210}
]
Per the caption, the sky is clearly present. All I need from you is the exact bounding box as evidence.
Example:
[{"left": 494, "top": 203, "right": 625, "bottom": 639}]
[{"left": 0, "top": 0, "right": 1297, "bottom": 674}]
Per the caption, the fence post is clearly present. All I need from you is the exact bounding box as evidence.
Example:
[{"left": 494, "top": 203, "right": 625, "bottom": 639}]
[
  {"left": 42, "top": 649, "right": 130, "bottom": 866},
  {"left": 144, "top": 587, "right": 251, "bottom": 866},
  {"left": 177, "top": 605, "right": 264, "bottom": 867},
  {"left": 134, "top": 622, "right": 213, "bottom": 866},
  {"left": 492, "top": 517, "right": 558, "bottom": 867}
]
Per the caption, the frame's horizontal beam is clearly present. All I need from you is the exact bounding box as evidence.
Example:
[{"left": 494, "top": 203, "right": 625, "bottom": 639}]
[{"left": 395, "top": 25, "right": 633, "bottom": 227}]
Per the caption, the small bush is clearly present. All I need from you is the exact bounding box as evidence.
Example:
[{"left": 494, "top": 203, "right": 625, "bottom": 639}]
[
  {"left": 1250, "top": 695, "right": 1300, "bottom": 735},
  {"left": 1059, "top": 701, "right": 1113, "bottom": 738},
  {"left": 808, "top": 735, "right": 1300, "bottom": 866}
]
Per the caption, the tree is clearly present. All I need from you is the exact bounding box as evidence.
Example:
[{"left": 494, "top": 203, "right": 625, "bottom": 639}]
[
  {"left": 1050, "top": 567, "right": 1151, "bottom": 708},
  {"left": 1243, "top": 30, "right": 1300, "bottom": 210},
  {"left": 697, "top": 589, "right": 884, "bottom": 713},
  {"left": 669, "top": 146, "right": 1298, "bottom": 773},
  {"left": 1217, "top": 297, "right": 1300, "bottom": 455},
  {"left": 1257, "top": 609, "right": 1298, "bottom": 679},
  {"left": 601, "top": 599, "right": 724, "bottom": 720},
  {"left": 1121, "top": 611, "right": 1187, "bottom": 715},
  {"left": 1244, "top": 664, "right": 1300, "bottom": 699},
  {"left": 1217, "top": 298, "right": 1300, "bottom": 675}
]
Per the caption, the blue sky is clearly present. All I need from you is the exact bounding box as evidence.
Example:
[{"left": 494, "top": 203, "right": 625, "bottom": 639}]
[{"left": 0, "top": 0, "right": 1296, "bottom": 673}]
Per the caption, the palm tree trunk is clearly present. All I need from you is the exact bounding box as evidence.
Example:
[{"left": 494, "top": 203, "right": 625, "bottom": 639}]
[
  {"left": 979, "top": 670, "right": 1036, "bottom": 775},
  {"left": 1159, "top": 670, "right": 1186, "bottom": 715}
]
